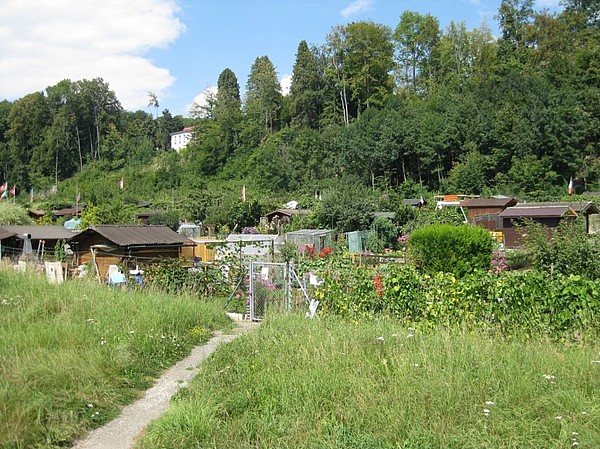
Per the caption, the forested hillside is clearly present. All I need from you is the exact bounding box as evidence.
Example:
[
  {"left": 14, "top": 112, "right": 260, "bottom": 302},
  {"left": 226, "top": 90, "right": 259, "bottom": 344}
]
[{"left": 0, "top": 0, "right": 597, "bottom": 232}]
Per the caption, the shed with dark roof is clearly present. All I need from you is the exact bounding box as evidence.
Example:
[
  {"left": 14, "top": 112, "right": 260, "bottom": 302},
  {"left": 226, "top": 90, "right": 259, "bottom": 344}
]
[
  {"left": 514, "top": 201, "right": 599, "bottom": 233},
  {"left": 459, "top": 197, "right": 518, "bottom": 230},
  {"left": 69, "top": 225, "right": 194, "bottom": 279},
  {"left": 498, "top": 205, "right": 577, "bottom": 248},
  {"left": 0, "top": 225, "right": 78, "bottom": 260}
]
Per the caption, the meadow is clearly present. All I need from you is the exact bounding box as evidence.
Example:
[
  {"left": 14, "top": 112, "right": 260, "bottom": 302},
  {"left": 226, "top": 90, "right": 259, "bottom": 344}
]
[
  {"left": 138, "top": 314, "right": 600, "bottom": 449},
  {"left": 0, "top": 269, "right": 231, "bottom": 449}
]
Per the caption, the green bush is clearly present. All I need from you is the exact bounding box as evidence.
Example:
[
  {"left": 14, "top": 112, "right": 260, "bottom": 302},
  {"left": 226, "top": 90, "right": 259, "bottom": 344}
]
[
  {"left": 407, "top": 224, "right": 493, "bottom": 277},
  {"left": 316, "top": 264, "right": 600, "bottom": 339},
  {"left": 522, "top": 219, "right": 600, "bottom": 279}
]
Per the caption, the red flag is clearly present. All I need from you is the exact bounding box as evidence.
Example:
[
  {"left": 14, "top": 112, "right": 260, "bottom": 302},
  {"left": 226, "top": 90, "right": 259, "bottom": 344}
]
[
  {"left": 242, "top": 184, "right": 246, "bottom": 202},
  {"left": 9, "top": 185, "right": 15, "bottom": 197}
]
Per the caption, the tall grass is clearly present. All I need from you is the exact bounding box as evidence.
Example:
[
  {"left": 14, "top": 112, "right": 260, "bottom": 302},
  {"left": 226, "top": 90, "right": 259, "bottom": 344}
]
[
  {"left": 139, "top": 314, "right": 600, "bottom": 449},
  {"left": 0, "top": 269, "right": 231, "bottom": 449}
]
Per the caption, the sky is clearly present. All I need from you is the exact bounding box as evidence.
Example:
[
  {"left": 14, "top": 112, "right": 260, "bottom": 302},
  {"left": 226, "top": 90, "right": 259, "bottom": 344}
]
[{"left": 0, "top": 0, "right": 563, "bottom": 118}]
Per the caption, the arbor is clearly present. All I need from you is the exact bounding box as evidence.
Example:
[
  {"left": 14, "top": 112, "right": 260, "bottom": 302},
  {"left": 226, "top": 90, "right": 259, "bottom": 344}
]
[{"left": 245, "top": 56, "right": 282, "bottom": 133}]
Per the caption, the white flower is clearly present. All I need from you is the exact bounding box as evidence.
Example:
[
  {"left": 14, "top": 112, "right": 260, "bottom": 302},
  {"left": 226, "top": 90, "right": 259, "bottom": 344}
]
[
  {"left": 414, "top": 363, "right": 419, "bottom": 368},
  {"left": 572, "top": 442, "right": 579, "bottom": 446},
  {"left": 407, "top": 327, "right": 415, "bottom": 331},
  {"left": 87, "top": 403, "right": 94, "bottom": 408},
  {"left": 377, "top": 336, "right": 385, "bottom": 341},
  {"left": 556, "top": 416, "right": 563, "bottom": 420},
  {"left": 391, "top": 333, "right": 398, "bottom": 337},
  {"left": 543, "top": 374, "right": 556, "bottom": 380},
  {"left": 485, "top": 401, "right": 494, "bottom": 405},
  {"left": 406, "top": 333, "right": 414, "bottom": 339}
]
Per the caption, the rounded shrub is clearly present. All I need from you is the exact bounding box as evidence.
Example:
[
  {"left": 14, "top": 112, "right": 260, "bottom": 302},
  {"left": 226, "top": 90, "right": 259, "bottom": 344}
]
[{"left": 407, "top": 223, "right": 493, "bottom": 277}]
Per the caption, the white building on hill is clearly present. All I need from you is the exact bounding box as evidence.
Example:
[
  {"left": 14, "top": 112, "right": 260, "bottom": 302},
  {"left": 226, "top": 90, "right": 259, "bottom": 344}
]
[{"left": 169, "top": 127, "right": 193, "bottom": 151}]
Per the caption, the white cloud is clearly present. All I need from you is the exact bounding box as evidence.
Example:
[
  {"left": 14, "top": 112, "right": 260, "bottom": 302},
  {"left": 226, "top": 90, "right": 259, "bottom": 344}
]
[
  {"left": 186, "top": 86, "right": 217, "bottom": 117},
  {"left": 0, "top": 0, "right": 185, "bottom": 110},
  {"left": 280, "top": 74, "right": 292, "bottom": 96},
  {"left": 340, "top": 0, "right": 374, "bottom": 18}
]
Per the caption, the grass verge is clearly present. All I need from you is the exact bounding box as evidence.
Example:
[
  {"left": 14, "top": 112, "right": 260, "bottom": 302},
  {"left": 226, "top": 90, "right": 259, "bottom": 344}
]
[
  {"left": 139, "top": 314, "right": 600, "bottom": 449},
  {"left": 0, "top": 269, "right": 231, "bottom": 449}
]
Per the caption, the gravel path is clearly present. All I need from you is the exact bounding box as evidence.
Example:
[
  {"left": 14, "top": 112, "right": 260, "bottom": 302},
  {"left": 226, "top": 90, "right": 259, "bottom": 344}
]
[{"left": 72, "top": 319, "right": 259, "bottom": 449}]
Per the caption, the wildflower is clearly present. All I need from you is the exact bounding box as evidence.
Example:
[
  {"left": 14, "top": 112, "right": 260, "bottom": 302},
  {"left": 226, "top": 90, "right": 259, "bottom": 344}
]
[
  {"left": 406, "top": 333, "right": 414, "bottom": 339},
  {"left": 483, "top": 409, "right": 491, "bottom": 417},
  {"left": 407, "top": 327, "right": 415, "bottom": 331},
  {"left": 414, "top": 363, "right": 419, "bottom": 368},
  {"left": 556, "top": 416, "right": 563, "bottom": 420},
  {"left": 391, "top": 333, "right": 398, "bottom": 337},
  {"left": 572, "top": 442, "right": 579, "bottom": 446},
  {"left": 485, "top": 401, "right": 494, "bottom": 406},
  {"left": 87, "top": 403, "right": 94, "bottom": 408},
  {"left": 543, "top": 374, "right": 556, "bottom": 380},
  {"left": 377, "top": 336, "right": 385, "bottom": 342}
]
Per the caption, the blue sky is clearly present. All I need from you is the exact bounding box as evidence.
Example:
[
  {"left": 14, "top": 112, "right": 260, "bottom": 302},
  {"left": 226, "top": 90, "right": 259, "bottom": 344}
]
[{"left": 0, "top": 0, "right": 562, "bottom": 117}]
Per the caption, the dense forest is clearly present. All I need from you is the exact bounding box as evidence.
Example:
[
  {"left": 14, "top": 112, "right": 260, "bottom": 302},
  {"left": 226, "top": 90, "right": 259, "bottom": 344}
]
[{"left": 0, "top": 0, "right": 598, "bottom": 232}]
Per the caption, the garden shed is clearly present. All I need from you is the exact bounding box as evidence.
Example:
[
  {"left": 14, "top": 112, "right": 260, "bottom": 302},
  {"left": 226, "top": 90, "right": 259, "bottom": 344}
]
[
  {"left": 346, "top": 230, "right": 369, "bottom": 253},
  {"left": 499, "top": 205, "right": 577, "bottom": 248},
  {"left": 69, "top": 225, "right": 193, "bottom": 280},
  {"left": 286, "top": 229, "right": 333, "bottom": 253},
  {"left": 0, "top": 225, "right": 77, "bottom": 261},
  {"left": 514, "top": 201, "right": 599, "bottom": 234},
  {"left": 459, "top": 197, "right": 518, "bottom": 230}
]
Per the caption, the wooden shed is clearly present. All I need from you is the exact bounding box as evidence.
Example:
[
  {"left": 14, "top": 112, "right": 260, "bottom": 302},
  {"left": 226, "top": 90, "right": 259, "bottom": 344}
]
[
  {"left": 498, "top": 205, "right": 577, "bottom": 248},
  {"left": 69, "top": 225, "right": 193, "bottom": 280},
  {"left": 459, "top": 197, "right": 518, "bottom": 230},
  {"left": 0, "top": 225, "right": 78, "bottom": 260},
  {"left": 514, "top": 201, "right": 599, "bottom": 234}
]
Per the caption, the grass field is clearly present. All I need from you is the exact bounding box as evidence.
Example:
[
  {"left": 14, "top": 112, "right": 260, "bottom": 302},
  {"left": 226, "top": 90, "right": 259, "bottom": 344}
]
[
  {"left": 139, "top": 315, "right": 600, "bottom": 449},
  {"left": 0, "top": 269, "right": 231, "bottom": 449}
]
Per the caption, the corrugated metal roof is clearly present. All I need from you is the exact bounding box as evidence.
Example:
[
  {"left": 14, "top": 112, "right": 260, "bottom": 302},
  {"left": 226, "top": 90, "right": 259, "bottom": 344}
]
[
  {"left": 287, "top": 229, "right": 332, "bottom": 236},
  {"left": 226, "top": 234, "right": 281, "bottom": 242},
  {"left": 460, "top": 198, "right": 517, "bottom": 208},
  {"left": 0, "top": 228, "right": 17, "bottom": 240},
  {"left": 515, "top": 201, "right": 598, "bottom": 214},
  {"left": 499, "top": 206, "right": 574, "bottom": 218},
  {"left": 80, "top": 225, "right": 192, "bottom": 246},
  {"left": 0, "top": 225, "right": 77, "bottom": 240}
]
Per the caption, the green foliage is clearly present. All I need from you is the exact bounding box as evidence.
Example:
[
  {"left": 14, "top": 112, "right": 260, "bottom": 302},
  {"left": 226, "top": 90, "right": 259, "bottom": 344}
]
[
  {"left": 142, "top": 258, "right": 229, "bottom": 297},
  {"left": 522, "top": 218, "right": 600, "bottom": 279},
  {"left": 366, "top": 216, "right": 398, "bottom": 252},
  {"left": 0, "top": 202, "right": 34, "bottom": 225},
  {"left": 1, "top": 2, "right": 599, "bottom": 222},
  {"left": 0, "top": 269, "right": 230, "bottom": 448},
  {"left": 147, "top": 209, "right": 180, "bottom": 231},
  {"left": 79, "top": 202, "right": 139, "bottom": 227},
  {"left": 407, "top": 224, "right": 493, "bottom": 276},
  {"left": 316, "top": 263, "right": 600, "bottom": 338},
  {"left": 139, "top": 315, "right": 600, "bottom": 449}
]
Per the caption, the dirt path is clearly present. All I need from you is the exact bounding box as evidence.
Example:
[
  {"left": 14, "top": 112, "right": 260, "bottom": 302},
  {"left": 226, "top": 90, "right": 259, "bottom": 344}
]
[{"left": 72, "top": 319, "right": 259, "bottom": 449}]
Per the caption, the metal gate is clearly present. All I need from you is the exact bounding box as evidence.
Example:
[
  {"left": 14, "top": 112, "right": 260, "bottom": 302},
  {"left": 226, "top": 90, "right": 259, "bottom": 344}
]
[{"left": 247, "top": 261, "right": 310, "bottom": 321}]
